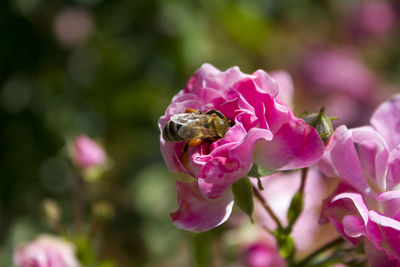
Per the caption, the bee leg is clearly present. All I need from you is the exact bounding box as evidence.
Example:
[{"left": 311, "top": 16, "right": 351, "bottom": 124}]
[
  {"left": 185, "top": 108, "right": 201, "bottom": 114},
  {"left": 180, "top": 142, "right": 189, "bottom": 160},
  {"left": 180, "top": 139, "right": 202, "bottom": 161},
  {"left": 188, "top": 138, "right": 202, "bottom": 147}
]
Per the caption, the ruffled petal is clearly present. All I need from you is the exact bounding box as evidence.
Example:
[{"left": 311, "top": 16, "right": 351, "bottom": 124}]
[
  {"left": 320, "top": 183, "right": 366, "bottom": 245},
  {"left": 369, "top": 211, "right": 400, "bottom": 260},
  {"left": 364, "top": 240, "right": 400, "bottom": 267},
  {"left": 387, "top": 147, "right": 400, "bottom": 190},
  {"left": 270, "top": 70, "right": 294, "bottom": 106},
  {"left": 370, "top": 94, "right": 400, "bottom": 151},
  {"left": 350, "top": 126, "right": 389, "bottom": 191},
  {"left": 329, "top": 126, "right": 372, "bottom": 194},
  {"left": 198, "top": 128, "right": 273, "bottom": 199},
  {"left": 171, "top": 181, "right": 234, "bottom": 232},
  {"left": 185, "top": 63, "right": 250, "bottom": 95},
  {"left": 254, "top": 118, "right": 324, "bottom": 170}
]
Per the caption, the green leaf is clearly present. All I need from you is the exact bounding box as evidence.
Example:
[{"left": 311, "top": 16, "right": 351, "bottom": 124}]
[
  {"left": 274, "top": 229, "right": 295, "bottom": 262},
  {"left": 73, "top": 235, "right": 96, "bottom": 265},
  {"left": 248, "top": 164, "right": 277, "bottom": 178},
  {"left": 287, "top": 191, "right": 304, "bottom": 231},
  {"left": 232, "top": 177, "right": 254, "bottom": 222}
]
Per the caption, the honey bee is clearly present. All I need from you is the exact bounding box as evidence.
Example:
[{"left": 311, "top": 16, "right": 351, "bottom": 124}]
[{"left": 163, "top": 108, "right": 232, "bottom": 154}]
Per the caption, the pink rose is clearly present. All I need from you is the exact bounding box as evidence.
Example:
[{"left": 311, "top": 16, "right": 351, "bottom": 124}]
[
  {"left": 253, "top": 168, "right": 338, "bottom": 255},
  {"left": 300, "top": 48, "right": 375, "bottom": 99},
  {"left": 159, "top": 64, "right": 324, "bottom": 232},
  {"left": 243, "top": 242, "right": 286, "bottom": 267},
  {"left": 235, "top": 168, "right": 338, "bottom": 266},
  {"left": 319, "top": 94, "right": 400, "bottom": 266},
  {"left": 349, "top": 0, "right": 396, "bottom": 41},
  {"left": 13, "top": 235, "right": 80, "bottom": 267},
  {"left": 71, "top": 135, "right": 106, "bottom": 169}
]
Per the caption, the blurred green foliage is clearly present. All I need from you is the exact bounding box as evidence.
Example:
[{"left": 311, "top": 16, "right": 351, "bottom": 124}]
[{"left": 1, "top": 0, "right": 399, "bottom": 266}]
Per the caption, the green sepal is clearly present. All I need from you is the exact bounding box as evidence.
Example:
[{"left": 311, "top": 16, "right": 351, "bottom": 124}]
[
  {"left": 274, "top": 229, "right": 295, "bottom": 262},
  {"left": 287, "top": 191, "right": 304, "bottom": 232},
  {"left": 232, "top": 177, "right": 254, "bottom": 222},
  {"left": 303, "top": 107, "right": 335, "bottom": 143},
  {"left": 248, "top": 164, "right": 278, "bottom": 178},
  {"left": 256, "top": 177, "right": 264, "bottom": 191}
]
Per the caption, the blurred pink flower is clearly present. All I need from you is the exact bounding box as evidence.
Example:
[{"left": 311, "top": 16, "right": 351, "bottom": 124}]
[
  {"left": 234, "top": 168, "right": 338, "bottom": 266},
  {"left": 71, "top": 135, "right": 106, "bottom": 169},
  {"left": 350, "top": 0, "right": 396, "bottom": 40},
  {"left": 252, "top": 168, "right": 338, "bottom": 254},
  {"left": 300, "top": 48, "right": 375, "bottom": 98},
  {"left": 320, "top": 94, "right": 400, "bottom": 267},
  {"left": 243, "top": 242, "right": 286, "bottom": 267},
  {"left": 159, "top": 63, "right": 324, "bottom": 232},
  {"left": 53, "top": 7, "right": 94, "bottom": 47},
  {"left": 13, "top": 235, "right": 80, "bottom": 267}
]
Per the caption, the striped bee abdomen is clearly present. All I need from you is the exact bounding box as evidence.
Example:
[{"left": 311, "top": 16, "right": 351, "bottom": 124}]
[{"left": 162, "top": 121, "right": 183, "bottom": 142}]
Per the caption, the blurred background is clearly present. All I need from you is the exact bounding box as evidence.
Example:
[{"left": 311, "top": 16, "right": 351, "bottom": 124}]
[{"left": 1, "top": 0, "right": 400, "bottom": 266}]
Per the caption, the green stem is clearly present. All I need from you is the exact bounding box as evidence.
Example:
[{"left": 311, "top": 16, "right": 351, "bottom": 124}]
[
  {"left": 294, "top": 237, "right": 345, "bottom": 267},
  {"left": 73, "top": 172, "right": 85, "bottom": 234},
  {"left": 252, "top": 184, "right": 284, "bottom": 230},
  {"left": 286, "top": 167, "right": 309, "bottom": 233},
  {"left": 299, "top": 167, "right": 308, "bottom": 196}
]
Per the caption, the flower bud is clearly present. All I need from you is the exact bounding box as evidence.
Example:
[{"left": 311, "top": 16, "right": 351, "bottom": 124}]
[
  {"left": 92, "top": 201, "right": 115, "bottom": 222},
  {"left": 42, "top": 199, "right": 61, "bottom": 228},
  {"left": 303, "top": 107, "right": 335, "bottom": 143},
  {"left": 70, "top": 135, "right": 107, "bottom": 169}
]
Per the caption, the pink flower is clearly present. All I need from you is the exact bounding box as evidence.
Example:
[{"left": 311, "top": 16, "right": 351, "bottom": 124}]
[
  {"left": 71, "top": 135, "right": 106, "bottom": 169},
  {"left": 300, "top": 48, "right": 375, "bottom": 99},
  {"left": 319, "top": 94, "right": 400, "bottom": 266},
  {"left": 243, "top": 242, "right": 286, "bottom": 267},
  {"left": 53, "top": 7, "right": 94, "bottom": 47},
  {"left": 349, "top": 0, "right": 396, "bottom": 41},
  {"left": 13, "top": 235, "right": 80, "bottom": 267},
  {"left": 253, "top": 168, "right": 339, "bottom": 255},
  {"left": 159, "top": 63, "right": 324, "bottom": 232},
  {"left": 235, "top": 169, "right": 338, "bottom": 266}
]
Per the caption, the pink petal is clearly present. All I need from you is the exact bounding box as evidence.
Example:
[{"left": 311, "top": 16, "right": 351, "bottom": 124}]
[
  {"left": 331, "top": 192, "right": 369, "bottom": 224},
  {"left": 198, "top": 128, "right": 273, "bottom": 199},
  {"left": 243, "top": 242, "right": 286, "bottom": 267},
  {"left": 72, "top": 135, "right": 106, "bottom": 169},
  {"left": 254, "top": 118, "right": 324, "bottom": 170},
  {"left": 320, "top": 184, "right": 368, "bottom": 245},
  {"left": 369, "top": 211, "right": 400, "bottom": 260},
  {"left": 370, "top": 94, "right": 400, "bottom": 151},
  {"left": 252, "top": 69, "right": 279, "bottom": 98},
  {"left": 364, "top": 240, "right": 400, "bottom": 267},
  {"left": 350, "top": 126, "right": 389, "bottom": 191},
  {"left": 171, "top": 181, "right": 234, "bottom": 232},
  {"left": 342, "top": 215, "right": 365, "bottom": 237},
  {"left": 329, "top": 126, "right": 372, "bottom": 194},
  {"left": 387, "top": 147, "right": 400, "bottom": 190},
  {"left": 270, "top": 70, "right": 294, "bottom": 106},
  {"left": 159, "top": 139, "right": 192, "bottom": 175},
  {"left": 377, "top": 191, "right": 400, "bottom": 202},
  {"left": 185, "top": 63, "right": 250, "bottom": 95}
]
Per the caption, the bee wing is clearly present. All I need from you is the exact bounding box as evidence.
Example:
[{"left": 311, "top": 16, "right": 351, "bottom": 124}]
[
  {"left": 177, "top": 124, "right": 201, "bottom": 140},
  {"left": 180, "top": 119, "right": 219, "bottom": 141},
  {"left": 170, "top": 113, "right": 203, "bottom": 125},
  {"left": 198, "top": 127, "right": 219, "bottom": 139}
]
